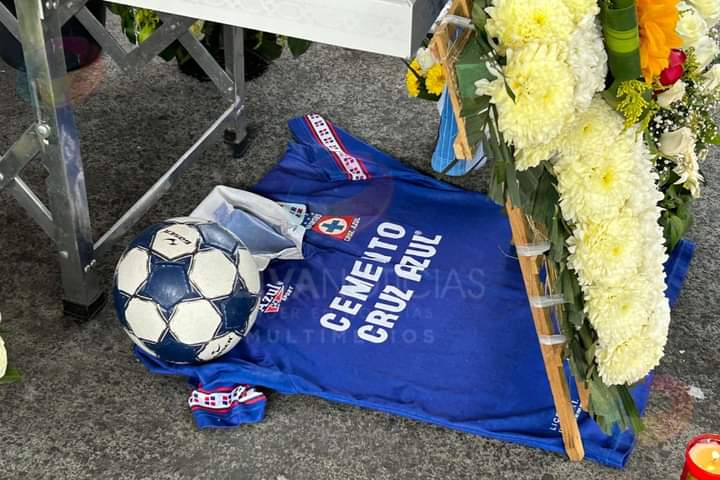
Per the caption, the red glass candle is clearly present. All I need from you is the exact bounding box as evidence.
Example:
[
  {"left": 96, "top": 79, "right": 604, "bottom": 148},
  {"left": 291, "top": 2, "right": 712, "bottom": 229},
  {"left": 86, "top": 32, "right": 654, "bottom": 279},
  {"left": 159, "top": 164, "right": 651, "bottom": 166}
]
[{"left": 681, "top": 434, "right": 720, "bottom": 479}]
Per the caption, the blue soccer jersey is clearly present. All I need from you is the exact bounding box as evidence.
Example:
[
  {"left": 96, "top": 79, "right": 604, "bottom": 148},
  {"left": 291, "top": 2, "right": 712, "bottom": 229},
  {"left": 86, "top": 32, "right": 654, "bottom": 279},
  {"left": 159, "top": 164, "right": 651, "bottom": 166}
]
[{"left": 137, "top": 114, "right": 694, "bottom": 468}]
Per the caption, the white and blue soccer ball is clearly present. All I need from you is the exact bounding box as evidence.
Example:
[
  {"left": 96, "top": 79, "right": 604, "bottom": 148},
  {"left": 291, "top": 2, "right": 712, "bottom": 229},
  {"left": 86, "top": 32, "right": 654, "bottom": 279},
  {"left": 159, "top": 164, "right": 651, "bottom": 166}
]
[{"left": 112, "top": 218, "right": 261, "bottom": 364}]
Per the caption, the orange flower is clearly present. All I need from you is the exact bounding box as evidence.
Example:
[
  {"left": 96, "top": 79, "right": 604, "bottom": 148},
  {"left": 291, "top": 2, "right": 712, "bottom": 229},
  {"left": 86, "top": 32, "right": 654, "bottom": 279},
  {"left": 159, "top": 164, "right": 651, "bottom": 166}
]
[{"left": 636, "top": 0, "right": 683, "bottom": 83}]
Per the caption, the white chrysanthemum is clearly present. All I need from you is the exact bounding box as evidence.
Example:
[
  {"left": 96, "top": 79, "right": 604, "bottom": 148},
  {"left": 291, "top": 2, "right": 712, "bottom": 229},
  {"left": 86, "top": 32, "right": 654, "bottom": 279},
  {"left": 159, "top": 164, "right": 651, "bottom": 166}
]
[
  {"left": 596, "top": 327, "right": 666, "bottom": 385},
  {"left": 515, "top": 138, "right": 562, "bottom": 170},
  {"left": 645, "top": 297, "right": 672, "bottom": 346},
  {"left": 556, "top": 144, "right": 636, "bottom": 223},
  {"left": 555, "top": 96, "right": 621, "bottom": 156},
  {"left": 482, "top": 43, "right": 576, "bottom": 169},
  {"left": 567, "top": 15, "right": 608, "bottom": 111},
  {"left": 584, "top": 283, "right": 657, "bottom": 348},
  {"left": 554, "top": 101, "right": 636, "bottom": 222},
  {"left": 597, "top": 294, "right": 670, "bottom": 385},
  {"left": 562, "top": 0, "right": 601, "bottom": 23},
  {"left": 567, "top": 214, "right": 645, "bottom": 288},
  {"left": 626, "top": 134, "right": 665, "bottom": 215},
  {"left": 554, "top": 95, "right": 671, "bottom": 386},
  {"left": 486, "top": 0, "right": 575, "bottom": 50}
]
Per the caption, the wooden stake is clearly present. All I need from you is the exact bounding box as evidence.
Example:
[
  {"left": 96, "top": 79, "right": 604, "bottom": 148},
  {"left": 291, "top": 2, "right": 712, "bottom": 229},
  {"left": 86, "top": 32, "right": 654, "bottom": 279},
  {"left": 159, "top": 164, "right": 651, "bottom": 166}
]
[
  {"left": 429, "top": 0, "right": 586, "bottom": 460},
  {"left": 506, "top": 201, "right": 585, "bottom": 462},
  {"left": 545, "top": 258, "right": 590, "bottom": 413}
]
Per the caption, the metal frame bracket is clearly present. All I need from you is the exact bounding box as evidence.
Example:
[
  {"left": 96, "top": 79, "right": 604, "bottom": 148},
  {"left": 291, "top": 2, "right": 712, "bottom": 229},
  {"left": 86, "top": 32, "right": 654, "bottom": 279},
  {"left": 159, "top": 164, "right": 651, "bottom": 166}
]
[{"left": 0, "top": 0, "right": 248, "bottom": 318}]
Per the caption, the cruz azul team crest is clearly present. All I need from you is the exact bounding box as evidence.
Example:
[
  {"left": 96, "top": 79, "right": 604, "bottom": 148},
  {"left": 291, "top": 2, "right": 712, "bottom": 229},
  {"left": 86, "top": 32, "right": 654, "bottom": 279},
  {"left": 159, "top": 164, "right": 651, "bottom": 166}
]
[{"left": 312, "top": 215, "right": 360, "bottom": 241}]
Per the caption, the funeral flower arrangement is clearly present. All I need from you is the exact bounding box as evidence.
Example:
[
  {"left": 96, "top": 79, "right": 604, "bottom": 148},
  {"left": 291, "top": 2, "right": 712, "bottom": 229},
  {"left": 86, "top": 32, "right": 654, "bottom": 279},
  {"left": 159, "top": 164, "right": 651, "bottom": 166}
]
[
  {"left": 441, "top": 0, "right": 719, "bottom": 432},
  {"left": 406, "top": 46, "right": 447, "bottom": 100}
]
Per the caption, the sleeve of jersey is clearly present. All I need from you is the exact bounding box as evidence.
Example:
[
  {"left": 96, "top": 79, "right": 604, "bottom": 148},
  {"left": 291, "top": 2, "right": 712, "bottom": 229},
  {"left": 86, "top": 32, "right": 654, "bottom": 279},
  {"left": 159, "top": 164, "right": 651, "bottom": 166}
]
[
  {"left": 188, "top": 384, "right": 266, "bottom": 429},
  {"left": 288, "top": 113, "right": 409, "bottom": 181},
  {"left": 134, "top": 347, "right": 270, "bottom": 429}
]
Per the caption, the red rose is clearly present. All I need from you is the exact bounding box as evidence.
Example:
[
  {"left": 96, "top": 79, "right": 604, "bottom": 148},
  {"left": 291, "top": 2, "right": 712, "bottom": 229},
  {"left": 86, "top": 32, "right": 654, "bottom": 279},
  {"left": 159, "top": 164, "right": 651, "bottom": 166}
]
[
  {"left": 660, "top": 49, "right": 687, "bottom": 85},
  {"left": 669, "top": 49, "right": 687, "bottom": 68}
]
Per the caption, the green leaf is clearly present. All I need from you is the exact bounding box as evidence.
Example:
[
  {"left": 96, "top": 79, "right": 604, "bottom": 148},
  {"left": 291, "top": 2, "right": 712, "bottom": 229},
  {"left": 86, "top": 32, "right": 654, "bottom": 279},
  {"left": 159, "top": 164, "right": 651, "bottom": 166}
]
[
  {"left": 0, "top": 367, "right": 21, "bottom": 384},
  {"left": 587, "top": 377, "right": 644, "bottom": 435},
  {"left": 548, "top": 214, "right": 565, "bottom": 264},
  {"left": 601, "top": 0, "right": 643, "bottom": 82},
  {"left": 503, "top": 79, "right": 516, "bottom": 103},
  {"left": 516, "top": 163, "right": 558, "bottom": 227},
  {"left": 287, "top": 37, "right": 312, "bottom": 57},
  {"left": 253, "top": 33, "right": 283, "bottom": 60},
  {"left": 505, "top": 159, "right": 521, "bottom": 207},
  {"left": 472, "top": 0, "right": 489, "bottom": 32},
  {"left": 455, "top": 39, "right": 494, "bottom": 114},
  {"left": 664, "top": 212, "right": 692, "bottom": 252},
  {"left": 619, "top": 385, "right": 644, "bottom": 433}
]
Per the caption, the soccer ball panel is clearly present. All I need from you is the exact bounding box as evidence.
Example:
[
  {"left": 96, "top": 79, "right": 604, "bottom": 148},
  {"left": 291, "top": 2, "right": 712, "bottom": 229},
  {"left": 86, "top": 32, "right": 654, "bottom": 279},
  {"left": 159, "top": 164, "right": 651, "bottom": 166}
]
[
  {"left": 196, "top": 331, "right": 243, "bottom": 362},
  {"left": 197, "top": 223, "right": 243, "bottom": 253},
  {"left": 219, "top": 289, "right": 258, "bottom": 332},
  {"left": 236, "top": 248, "right": 261, "bottom": 294},
  {"left": 169, "top": 299, "right": 222, "bottom": 345},
  {"left": 125, "top": 297, "right": 168, "bottom": 343},
  {"left": 116, "top": 248, "right": 150, "bottom": 295},
  {"left": 125, "top": 329, "right": 158, "bottom": 358},
  {"left": 140, "top": 261, "right": 196, "bottom": 310},
  {"left": 188, "top": 249, "right": 237, "bottom": 299},
  {"left": 151, "top": 224, "right": 201, "bottom": 260}
]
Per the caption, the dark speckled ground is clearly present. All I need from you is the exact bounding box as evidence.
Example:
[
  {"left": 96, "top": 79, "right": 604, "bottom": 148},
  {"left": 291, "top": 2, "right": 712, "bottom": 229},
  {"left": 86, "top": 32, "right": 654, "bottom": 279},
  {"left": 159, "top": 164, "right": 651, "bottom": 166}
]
[{"left": 0, "top": 17, "right": 718, "bottom": 480}]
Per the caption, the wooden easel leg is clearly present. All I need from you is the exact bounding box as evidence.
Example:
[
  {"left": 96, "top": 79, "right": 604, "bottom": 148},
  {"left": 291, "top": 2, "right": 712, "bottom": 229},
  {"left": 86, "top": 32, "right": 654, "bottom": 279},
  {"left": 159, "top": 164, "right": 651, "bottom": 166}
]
[
  {"left": 506, "top": 202, "right": 585, "bottom": 462},
  {"left": 576, "top": 379, "right": 590, "bottom": 412}
]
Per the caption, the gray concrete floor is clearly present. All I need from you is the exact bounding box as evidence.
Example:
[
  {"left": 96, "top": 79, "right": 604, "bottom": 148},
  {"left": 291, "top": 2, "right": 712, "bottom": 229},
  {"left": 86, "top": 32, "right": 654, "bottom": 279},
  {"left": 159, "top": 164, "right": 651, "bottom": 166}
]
[{"left": 1, "top": 20, "right": 719, "bottom": 480}]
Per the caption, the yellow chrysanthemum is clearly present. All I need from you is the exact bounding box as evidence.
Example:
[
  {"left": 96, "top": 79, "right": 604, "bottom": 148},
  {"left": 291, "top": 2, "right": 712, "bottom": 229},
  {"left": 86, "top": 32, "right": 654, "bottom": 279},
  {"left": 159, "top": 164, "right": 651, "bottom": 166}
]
[
  {"left": 637, "top": 0, "right": 683, "bottom": 82},
  {"left": 406, "top": 59, "right": 421, "bottom": 97},
  {"left": 482, "top": 43, "right": 576, "bottom": 169},
  {"left": 425, "top": 63, "right": 446, "bottom": 96},
  {"left": 561, "top": 0, "right": 600, "bottom": 23},
  {"left": 486, "top": 0, "right": 575, "bottom": 50}
]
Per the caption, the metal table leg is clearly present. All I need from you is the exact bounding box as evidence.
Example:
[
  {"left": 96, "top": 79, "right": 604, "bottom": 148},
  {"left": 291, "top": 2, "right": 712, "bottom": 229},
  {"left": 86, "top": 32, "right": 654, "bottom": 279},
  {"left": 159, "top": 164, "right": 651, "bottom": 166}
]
[
  {"left": 223, "top": 25, "right": 249, "bottom": 158},
  {"left": 15, "top": 0, "right": 105, "bottom": 320},
  {"left": 1, "top": 1, "right": 250, "bottom": 320}
]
